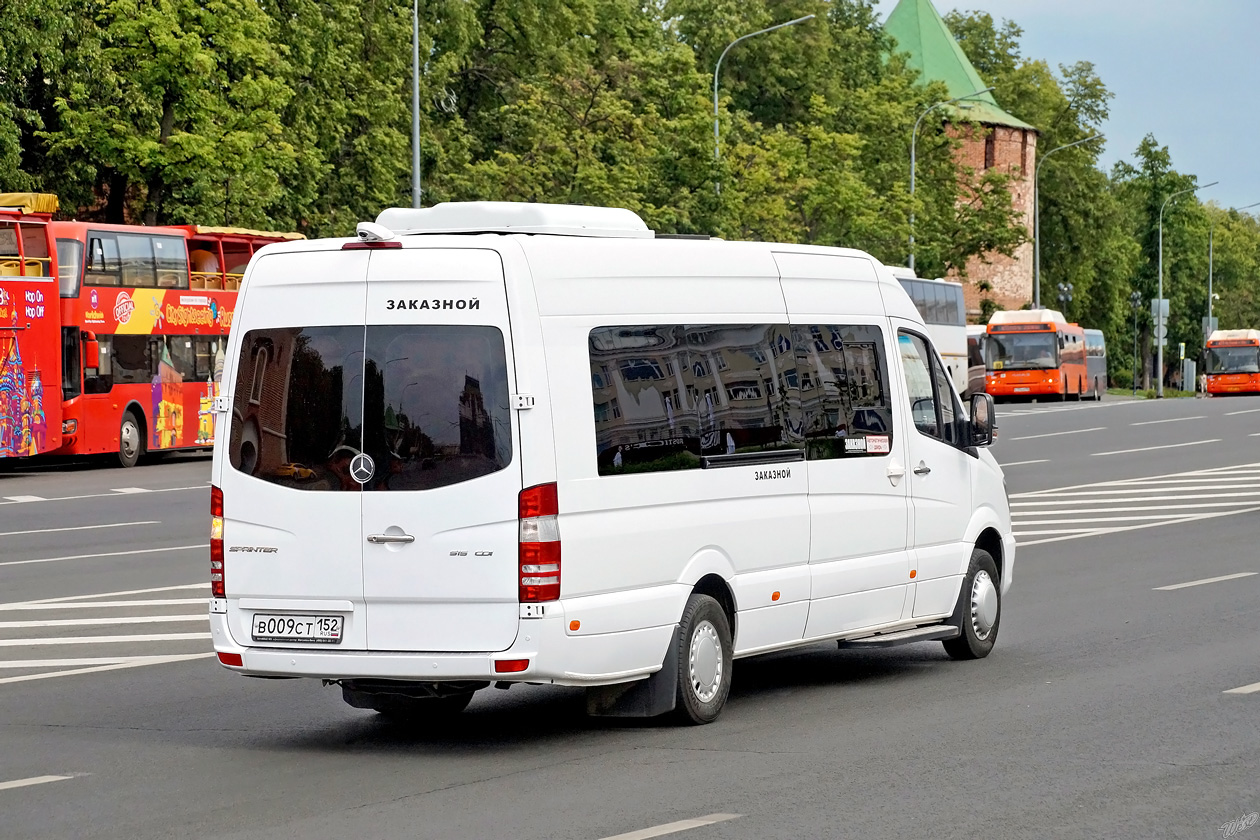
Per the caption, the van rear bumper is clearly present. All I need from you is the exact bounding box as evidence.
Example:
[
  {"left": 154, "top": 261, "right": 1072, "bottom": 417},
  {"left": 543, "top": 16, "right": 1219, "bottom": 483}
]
[{"left": 209, "top": 612, "right": 672, "bottom": 687}]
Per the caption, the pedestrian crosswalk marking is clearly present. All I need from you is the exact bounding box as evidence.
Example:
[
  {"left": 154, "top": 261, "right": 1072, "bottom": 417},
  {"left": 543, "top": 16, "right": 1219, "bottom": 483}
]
[
  {"left": 0, "top": 583, "right": 211, "bottom": 685},
  {"left": 1012, "top": 462, "right": 1260, "bottom": 546}
]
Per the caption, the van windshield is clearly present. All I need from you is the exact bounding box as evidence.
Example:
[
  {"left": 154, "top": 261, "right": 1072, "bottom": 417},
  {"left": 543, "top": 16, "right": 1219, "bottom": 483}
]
[{"left": 228, "top": 325, "right": 512, "bottom": 491}]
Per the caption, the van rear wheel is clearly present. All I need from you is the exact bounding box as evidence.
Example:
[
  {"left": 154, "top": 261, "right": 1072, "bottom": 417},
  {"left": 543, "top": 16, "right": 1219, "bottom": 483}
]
[{"left": 674, "top": 594, "right": 733, "bottom": 725}]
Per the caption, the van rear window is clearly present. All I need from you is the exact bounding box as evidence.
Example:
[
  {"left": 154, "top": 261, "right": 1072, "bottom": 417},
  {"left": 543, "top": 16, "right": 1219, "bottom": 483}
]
[{"left": 228, "top": 325, "right": 512, "bottom": 491}]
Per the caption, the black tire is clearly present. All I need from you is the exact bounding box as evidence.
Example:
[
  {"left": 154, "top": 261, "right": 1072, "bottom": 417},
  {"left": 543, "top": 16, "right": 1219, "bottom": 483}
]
[
  {"left": 942, "top": 549, "right": 1001, "bottom": 661},
  {"left": 673, "top": 594, "right": 733, "bottom": 725},
  {"left": 118, "top": 410, "right": 144, "bottom": 468}
]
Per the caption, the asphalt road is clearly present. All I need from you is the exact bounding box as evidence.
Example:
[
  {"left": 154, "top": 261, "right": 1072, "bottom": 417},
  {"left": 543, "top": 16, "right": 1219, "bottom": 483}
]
[{"left": 1, "top": 396, "right": 1258, "bottom": 840}]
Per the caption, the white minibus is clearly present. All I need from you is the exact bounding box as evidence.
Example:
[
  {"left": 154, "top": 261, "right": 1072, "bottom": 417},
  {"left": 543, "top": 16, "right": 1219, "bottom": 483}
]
[{"left": 209, "top": 202, "right": 1013, "bottom": 724}]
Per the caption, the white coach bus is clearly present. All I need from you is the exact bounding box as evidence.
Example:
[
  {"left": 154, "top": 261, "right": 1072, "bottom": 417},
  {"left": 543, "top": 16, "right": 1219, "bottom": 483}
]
[
  {"left": 208, "top": 203, "right": 1013, "bottom": 725},
  {"left": 885, "top": 268, "right": 971, "bottom": 397}
]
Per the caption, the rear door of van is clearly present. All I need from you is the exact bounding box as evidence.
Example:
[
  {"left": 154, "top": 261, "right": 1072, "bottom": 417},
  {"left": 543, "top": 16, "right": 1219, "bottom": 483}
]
[
  {"left": 222, "top": 250, "right": 370, "bottom": 650},
  {"left": 360, "top": 248, "right": 521, "bottom": 653}
]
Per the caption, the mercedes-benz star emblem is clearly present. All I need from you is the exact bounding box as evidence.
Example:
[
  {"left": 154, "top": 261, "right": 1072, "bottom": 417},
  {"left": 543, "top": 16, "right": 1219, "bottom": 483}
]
[{"left": 349, "top": 453, "right": 375, "bottom": 484}]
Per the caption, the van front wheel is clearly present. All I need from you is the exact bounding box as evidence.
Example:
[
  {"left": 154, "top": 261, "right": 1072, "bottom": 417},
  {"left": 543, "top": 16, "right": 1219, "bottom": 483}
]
[
  {"left": 674, "top": 594, "right": 733, "bottom": 725},
  {"left": 942, "top": 549, "right": 1001, "bottom": 661}
]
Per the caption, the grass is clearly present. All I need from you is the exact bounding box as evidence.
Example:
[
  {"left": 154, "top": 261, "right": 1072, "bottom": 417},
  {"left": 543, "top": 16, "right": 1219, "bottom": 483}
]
[{"left": 1106, "top": 387, "right": 1197, "bottom": 399}]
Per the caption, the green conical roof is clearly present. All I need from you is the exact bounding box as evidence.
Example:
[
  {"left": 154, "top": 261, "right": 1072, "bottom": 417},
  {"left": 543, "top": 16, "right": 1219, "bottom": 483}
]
[{"left": 884, "top": 0, "right": 1034, "bottom": 131}]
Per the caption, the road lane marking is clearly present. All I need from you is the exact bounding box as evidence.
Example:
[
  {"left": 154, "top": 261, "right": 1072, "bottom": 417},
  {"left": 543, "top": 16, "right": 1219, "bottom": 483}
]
[
  {"left": 0, "top": 599, "right": 205, "bottom": 612},
  {"left": 1016, "top": 504, "right": 1260, "bottom": 546},
  {"left": 0, "top": 544, "right": 207, "bottom": 568},
  {"left": 0, "top": 653, "right": 214, "bottom": 685},
  {"left": 0, "top": 485, "right": 207, "bottom": 507},
  {"left": 1250, "top": 433, "right": 1260, "bottom": 437},
  {"left": 1012, "top": 528, "right": 1099, "bottom": 536},
  {"left": 0, "top": 632, "right": 210, "bottom": 647},
  {"left": 0, "top": 775, "right": 76, "bottom": 792},
  {"left": 1226, "top": 408, "right": 1260, "bottom": 415},
  {"left": 0, "top": 657, "right": 149, "bottom": 668},
  {"left": 1224, "top": 682, "right": 1260, "bottom": 695},
  {"left": 0, "top": 615, "right": 207, "bottom": 629},
  {"left": 1016, "top": 513, "right": 1213, "bottom": 524},
  {"left": 597, "top": 814, "right": 742, "bottom": 840},
  {"left": 1013, "top": 488, "right": 1260, "bottom": 501},
  {"left": 1091, "top": 440, "right": 1220, "bottom": 457},
  {"left": 1130, "top": 415, "right": 1205, "bottom": 426},
  {"left": 1012, "top": 501, "right": 1260, "bottom": 514},
  {"left": 1008, "top": 427, "right": 1105, "bottom": 441},
  {"left": 2, "top": 583, "right": 204, "bottom": 608},
  {"left": 110, "top": 487, "right": 152, "bottom": 494},
  {"left": 999, "top": 459, "right": 1050, "bottom": 467},
  {"left": 0, "top": 521, "right": 160, "bottom": 539},
  {"left": 1153, "top": 572, "right": 1258, "bottom": 591}
]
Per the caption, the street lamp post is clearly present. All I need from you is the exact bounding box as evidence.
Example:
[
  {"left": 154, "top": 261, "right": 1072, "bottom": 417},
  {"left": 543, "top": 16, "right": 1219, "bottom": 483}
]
[
  {"left": 1033, "top": 134, "right": 1102, "bottom": 309},
  {"left": 713, "top": 15, "right": 814, "bottom": 194},
  {"left": 1157, "top": 181, "right": 1218, "bottom": 397},
  {"left": 1130, "top": 291, "right": 1142, "bottom": 396},
  {"left": 909, "top": 86, "right": 994, "bottom": 272},
  {"left": 1057, "top": 282, "right": 1073, "bottom": 318},
  {"left": 1208, "top": 201, "right": 1260, "bottom": 339},
  {"left": 411, "top": 0, "right": 422, "bottom": 208}
]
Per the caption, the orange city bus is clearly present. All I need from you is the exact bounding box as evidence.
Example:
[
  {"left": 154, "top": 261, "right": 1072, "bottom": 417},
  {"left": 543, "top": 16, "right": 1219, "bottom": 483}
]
[
  {"left": 984, "top": 309, "right": 1088, "bottom": 401},
  {"left": 38, "top": 218, "right": 301, "bottom": 466},
  {"left": 1205, "top": 329, "right": 1260, "bottom": 395}
]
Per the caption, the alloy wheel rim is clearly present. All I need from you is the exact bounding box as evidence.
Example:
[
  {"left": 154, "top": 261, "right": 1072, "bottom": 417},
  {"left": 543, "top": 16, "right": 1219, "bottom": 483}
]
[
  {"left": 970, "top": 570, "right": 998, "bottom": 640},
  {"left": 689, "top": 620, "right": 723, "bottom": 703}
]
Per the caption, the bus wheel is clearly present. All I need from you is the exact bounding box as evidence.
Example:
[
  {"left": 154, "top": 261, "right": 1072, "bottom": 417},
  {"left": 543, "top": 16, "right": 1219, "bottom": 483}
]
[
  {"left": 943, "top": 549, "right": 1001, "bottom": 661},
  {"left": 118, "top": 411, "right": 144, "bottom": 468},
  {"left": 674, "top": 594, "right": 733, "bottom": 725}
]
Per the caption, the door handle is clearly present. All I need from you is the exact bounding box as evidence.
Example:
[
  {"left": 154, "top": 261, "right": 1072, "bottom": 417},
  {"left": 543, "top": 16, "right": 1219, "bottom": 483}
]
[
  {"left": 367, "top": 533, "right": 415, "bottom": 544},
  {"left": 914, "top": 462, "right": 932, "bottom": 476}
]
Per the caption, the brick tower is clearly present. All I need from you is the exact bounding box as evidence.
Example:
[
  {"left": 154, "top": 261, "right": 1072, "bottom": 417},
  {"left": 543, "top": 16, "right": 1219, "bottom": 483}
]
[{"left": 884, "top": 0, "right": 1038, "bottom": 320}]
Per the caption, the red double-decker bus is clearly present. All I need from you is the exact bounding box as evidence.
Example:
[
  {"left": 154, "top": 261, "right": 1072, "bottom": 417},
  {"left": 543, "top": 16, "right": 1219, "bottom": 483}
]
[
  {"left": 0, "top": 193, "right": 60, "bottom": 459},
  {"left": 984, "top": 309, "right": 1088, "bottom": 401},
  {"left": 0, "top": 194, "right": 303, "bottom": 467}
]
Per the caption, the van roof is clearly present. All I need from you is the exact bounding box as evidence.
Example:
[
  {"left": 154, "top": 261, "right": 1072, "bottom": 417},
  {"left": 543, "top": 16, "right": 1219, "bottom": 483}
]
[{"left": 376, "top": 201, "right": 654, "bottom": 239}]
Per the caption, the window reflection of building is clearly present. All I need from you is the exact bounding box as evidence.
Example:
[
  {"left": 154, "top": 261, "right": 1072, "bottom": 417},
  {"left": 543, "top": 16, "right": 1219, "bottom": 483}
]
[{"left": 458, "top": 375, "right": 495, "bottom": 458}]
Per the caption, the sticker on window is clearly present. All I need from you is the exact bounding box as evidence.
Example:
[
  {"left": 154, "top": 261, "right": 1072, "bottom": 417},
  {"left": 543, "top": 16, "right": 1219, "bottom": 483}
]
[
  {"left": 866, "top": 435, "right": 890, "bottom": 454},
  {"left": 844, "top": 437, "right": 867, "bottom": 452}
]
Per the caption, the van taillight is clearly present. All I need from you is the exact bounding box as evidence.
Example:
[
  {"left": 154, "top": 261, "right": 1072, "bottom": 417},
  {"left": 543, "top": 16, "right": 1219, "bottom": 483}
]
[
  {"left": 210, "top": 485, "right": 225, "bottom": 598},
  {"left": 519, "top": 483, "right": 559, "bottom": 602}
]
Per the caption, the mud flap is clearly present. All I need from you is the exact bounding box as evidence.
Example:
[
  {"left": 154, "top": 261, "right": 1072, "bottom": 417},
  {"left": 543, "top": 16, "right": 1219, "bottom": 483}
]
[{"left": 584, "top": 624, "right": 679, "bottom": 718}]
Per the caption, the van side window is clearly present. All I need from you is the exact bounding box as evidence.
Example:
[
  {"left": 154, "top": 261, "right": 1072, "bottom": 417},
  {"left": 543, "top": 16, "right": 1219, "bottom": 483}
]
[
  {"left": 899, "top": 332, "right": 939, "bottom": 438},
  {"left": 588, "top": 324, "right": 806, "bottom": 475},
  {"left": 589, "top": 325, "right": 698, "bottom": 475},
  {"left": 792, "top": 324, "right": 893, "bottom": 459},
  {"left": 898, "top": 331, "right": 962, "bottom": 445},
  {"left": 685, "top": 323, "right": 802, "bottom": 458}
]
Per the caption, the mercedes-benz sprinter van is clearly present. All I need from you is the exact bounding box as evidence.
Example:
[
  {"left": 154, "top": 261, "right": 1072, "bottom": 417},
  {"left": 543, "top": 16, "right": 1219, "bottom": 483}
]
[{"left": 208, "top": 202, "right": 1013, "bottom": 724}]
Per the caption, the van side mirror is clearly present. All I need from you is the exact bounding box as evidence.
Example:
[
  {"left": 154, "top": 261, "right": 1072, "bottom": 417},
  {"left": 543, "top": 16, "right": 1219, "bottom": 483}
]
[
  {"left": 81, "top": 330, "right": 100, "bottom": 369},
  {"left": 969, "top": 392, "right": 995, "bottom": 447}
]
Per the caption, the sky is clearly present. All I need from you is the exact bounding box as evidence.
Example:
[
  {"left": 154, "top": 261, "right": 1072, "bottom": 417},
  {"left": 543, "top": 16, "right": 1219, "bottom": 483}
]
[{"left": 871, "top": 0, "right": 1260, "bottom": 210}]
